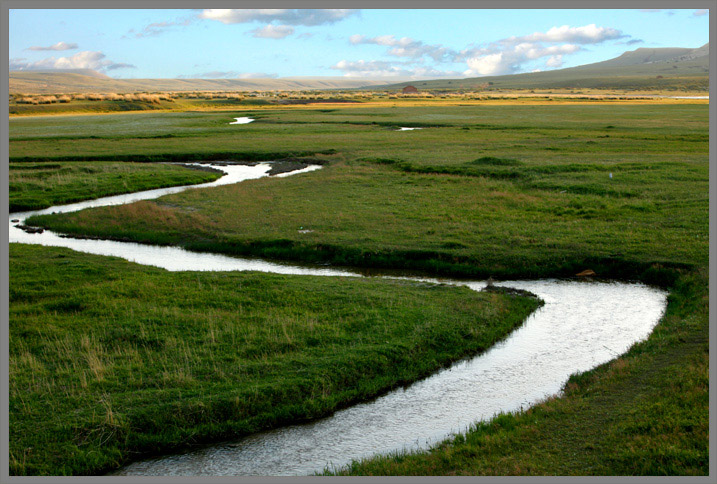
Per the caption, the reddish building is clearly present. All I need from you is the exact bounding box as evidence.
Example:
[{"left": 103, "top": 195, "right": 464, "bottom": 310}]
[{"left": 402, "top": 85, "right": 418, "bottom": 94}]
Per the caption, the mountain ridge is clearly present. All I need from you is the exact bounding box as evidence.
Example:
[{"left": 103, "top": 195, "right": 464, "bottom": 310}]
[{"left": 9, "top": 44, "right": 709, "bottom": 94}]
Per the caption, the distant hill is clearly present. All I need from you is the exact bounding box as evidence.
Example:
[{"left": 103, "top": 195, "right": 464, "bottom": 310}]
[
  {"left": 9, "top": 44, "right": 709, "bottom": 94},
  {"left": 374, "top": 44, "right": 710, "bottom": 92},
  {"left": 9, "top": 72, "right": 391, "bottom": 94}
]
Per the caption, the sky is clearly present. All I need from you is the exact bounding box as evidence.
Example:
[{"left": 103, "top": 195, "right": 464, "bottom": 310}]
[{"left": 8, "top": 8, "right": 711, "bottom": 80}]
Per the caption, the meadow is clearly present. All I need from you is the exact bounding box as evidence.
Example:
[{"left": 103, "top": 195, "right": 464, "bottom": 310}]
[
  {"left": 10, "top": 99, "right": 709, "bottom": 475},
  {"left": 9, "top": 161, "right": 220, "bottom": 212},
  {"left": 9, "top": 244, "right": 539, "bottom": 475}
]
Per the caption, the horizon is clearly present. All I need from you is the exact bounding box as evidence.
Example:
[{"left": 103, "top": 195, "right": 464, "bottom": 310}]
[{"left": 9, "top": 8, "right": 710, "bottom": 81}]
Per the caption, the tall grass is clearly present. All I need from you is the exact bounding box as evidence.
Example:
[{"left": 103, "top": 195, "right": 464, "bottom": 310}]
[{"left": 9, "top": 244, "right": 540, "bottom": 475}]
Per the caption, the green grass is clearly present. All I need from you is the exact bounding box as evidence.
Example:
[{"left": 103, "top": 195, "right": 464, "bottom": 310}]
[
  {"left": 9, "top": 104, "right": 708, "bottom": 164},
  {"left": 8, "top": 243, "right": 540, "bottom": 475},
  {"left": 29, "top": 160, "right": 706, "bottom": 281},
  {"left": 23, "top": 105, "right": 708, "bottom": 277},
  {"left": 10, "top": 102, "right": 709, "bottom": 476},
  {"left": 9, "top": 161, "right": 222, "bottom": 212}
]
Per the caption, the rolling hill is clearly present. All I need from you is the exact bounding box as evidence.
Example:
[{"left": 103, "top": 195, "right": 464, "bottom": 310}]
[
  {"left": 376, "top": 44, "right": 710, "bottom": 92},
  {"left": 8, "top": 73, "right": 392, "bottom": 94},
  {"left": 9, "top": 44, "right": 709, "bottom": 95}
]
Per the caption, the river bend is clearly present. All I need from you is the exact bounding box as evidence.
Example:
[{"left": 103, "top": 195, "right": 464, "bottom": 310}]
[{"left": 8, "top": 162, "right": 668, "bottom": 476}]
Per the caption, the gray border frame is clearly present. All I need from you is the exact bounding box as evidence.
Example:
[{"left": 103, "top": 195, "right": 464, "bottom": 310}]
[{"left": 2, "top": 1, "right": 714, "bottom": 483}]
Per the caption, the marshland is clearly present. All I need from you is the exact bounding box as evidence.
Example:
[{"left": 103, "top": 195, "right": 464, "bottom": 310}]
[
  {"left": 8, "top": 96, "right": 708, "bottom": 476},
  {"left": 7, "top": 8, "right": 709, "bottom": 478}
]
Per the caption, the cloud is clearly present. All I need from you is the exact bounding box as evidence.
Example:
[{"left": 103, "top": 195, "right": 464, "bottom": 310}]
[
  {"left": 545, "top": 55, "right": 564, "bottom": 68},
  {"left": 344, "top": 23, "right": 628, "bottom": 78},
  {"left": 105, "top": 63, "right": 136, "bottom": 71},
  {"left": 457, "top": 24, "right": 628, "bottom": 76},
  {"left": 349, "top": 35, "right": 454, "bottom": 62},
  {"left": 505, "top": 24, "right": 626, "bottom": 44},
  {"left": 251, "top": 24, "right": 294, "bottom": 39},
  {"left": 331, "top": 59, "right": 461, "bottom": 79},
  {"left": 621, "top": 39, "right": 644, "bottom": 45},
  {"left": 199, "top": 9, "right": 358, "bottom": 26},
  {"left": 462, "top": 43, "right": 581, "bottom": 76},
  {"left": 9, "top": 51, "right": 135, "bottom": 72},
  {"left": 693, "top": 9, "right": 709, "bottom": 16},
  {"left": 26, "top": 41, "right": 78, "bottom": 51},
  {"left": 132, "top": 17, "right": 194, "bottom": 38}
]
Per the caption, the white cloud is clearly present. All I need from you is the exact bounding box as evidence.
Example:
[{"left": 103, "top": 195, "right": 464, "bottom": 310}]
[
  {"left": 199, "top": 9, "right": 358, "bottom": 26},
  {"left": 9, "top": 51, "right": 135, "bottom": 72},
  {"left": 464, "top": 53, "right": 507, "bottom": 76},
  {"left": 251, "top": 24, "right": 294, "bottom": 39},
  {"left": 507, "top": 24, "right": 626, "bottom": 44},
  {"left": 26, "top": 41, "right": 77, "bottom": 51},
  {"left": 349, "top": 34, "right": 454, "bottom": 62},
  {"left": 345, "top": 23, "right": 626, "bottom": 79},
  {"left": 545, "top": 55, "right": 564, "bottom": 68},
  {"left": 463, "top": 42, "right": 580, "bottom": 76},
  {"left": 331, "top": 59, "right": 461, "bottom": 79},
  {"left": 693, "top": 9, "right": 709, "bottom": 16},
  {"left": 458, "top": 24, "right": 625, "bottom": 76}
]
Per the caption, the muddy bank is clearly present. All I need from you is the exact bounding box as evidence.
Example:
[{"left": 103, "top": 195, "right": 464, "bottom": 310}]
[{"left": 268, "top": 158, "right": 331, "bottom": 175}]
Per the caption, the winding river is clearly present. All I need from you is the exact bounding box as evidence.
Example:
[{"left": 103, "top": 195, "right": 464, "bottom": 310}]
[{"left": 9, "top": 162, "right": 668, "bottom": 476}]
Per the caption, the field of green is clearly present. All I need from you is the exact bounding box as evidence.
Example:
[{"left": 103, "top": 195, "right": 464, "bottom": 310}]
[
  {"left": 9, "top": 244, "right": 538, "bottom": 475},
  {"left": 10, "top": 100, "right": 709, "bottom": 476},
  {"left": 9, "top": 161, "right": 221, "bottom": 212}
]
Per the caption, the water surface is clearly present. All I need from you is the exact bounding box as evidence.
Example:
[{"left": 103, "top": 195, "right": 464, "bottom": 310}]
[{"left": 229, "top": 117, "right": 255, "bottom": 124}]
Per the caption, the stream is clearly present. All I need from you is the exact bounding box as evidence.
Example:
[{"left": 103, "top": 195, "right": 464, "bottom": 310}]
[{"left": 9, "top": 162, "right": 668, "bottom": 476}]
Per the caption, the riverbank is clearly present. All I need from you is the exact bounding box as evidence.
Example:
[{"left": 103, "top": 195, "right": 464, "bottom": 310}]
[
  {"left": 9, "top": 161, "right": 222, "bottom": 212},
  {"left": 8, "top": 244, "right": 540, "bottom": 475}
]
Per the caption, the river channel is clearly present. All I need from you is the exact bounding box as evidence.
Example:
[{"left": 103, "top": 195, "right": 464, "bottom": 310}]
[{"left": 9, "top": 162, "right": 668, "bottom": 476}]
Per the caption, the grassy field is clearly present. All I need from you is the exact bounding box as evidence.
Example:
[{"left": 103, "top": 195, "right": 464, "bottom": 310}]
[
  {"left": 10, "top": 100, "right": 709, "bottom": 476},
  {"left": 9, "top": 244, "right": 540, "bottom": 475},
  {"left": 9, "top": 161, "right": 221, "bottom": 212},
  {"left": 25, "top": 104, "right": 708, "bottom": 279}
]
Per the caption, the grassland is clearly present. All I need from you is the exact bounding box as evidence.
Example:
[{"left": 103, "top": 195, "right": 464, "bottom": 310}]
[
  {"left": 10, "top": 99, "right": 709, "bottom": 476},
  {"left": 24, "top": 104, "right": 708, "bottom": 279},
  {"left": 9, "top": 161, "right": 221, "bottom": 212},
  {"left": 9, "top": 244, "right": 540, "bottom": 475}
]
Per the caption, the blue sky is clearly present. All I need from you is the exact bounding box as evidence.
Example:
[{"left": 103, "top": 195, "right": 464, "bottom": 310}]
[{"left": 8, "top": 8, "right": 710, "bottom": 80}]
